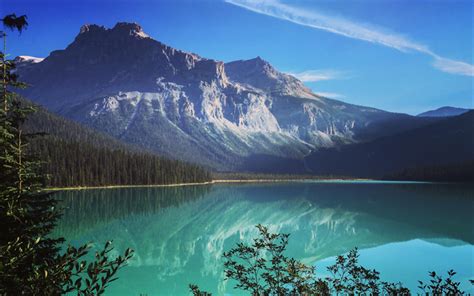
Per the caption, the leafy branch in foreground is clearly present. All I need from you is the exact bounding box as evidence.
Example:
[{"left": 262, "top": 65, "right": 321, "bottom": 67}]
[
  {"left": 418, "top": 270, "right": 466, "bottom": 296},
  {"left": 191, "top": 225, "right": 471, "bottom": 296},
  {"left": 189, "top": 284, "right": 212, "bottom": 296},
  {"left": 327, "top": 247, "right": 409, "bottom": 295},
  {"left": 221, "top": 224, "right": 327, "bottom": 295},
  {"left": 220, "top": 224, "right": 407, "bottom": 295},
  {"left": 60, "top": 242, "right": 134, "bottom": 295}
]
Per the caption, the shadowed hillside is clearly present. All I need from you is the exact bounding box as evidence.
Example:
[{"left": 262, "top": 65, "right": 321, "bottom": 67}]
[{"left": 305, "top": 111, "right": 474, "bottom": 179}]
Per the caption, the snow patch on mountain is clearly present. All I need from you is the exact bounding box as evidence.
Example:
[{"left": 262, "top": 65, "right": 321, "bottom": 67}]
[{"left": 16, "top": 56, "right": 44, "bottom": 63}]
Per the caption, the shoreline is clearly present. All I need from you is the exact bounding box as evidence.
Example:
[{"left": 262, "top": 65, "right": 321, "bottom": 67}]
[{"left": 45, "top": 178, "right": 387, "bottom": 191}]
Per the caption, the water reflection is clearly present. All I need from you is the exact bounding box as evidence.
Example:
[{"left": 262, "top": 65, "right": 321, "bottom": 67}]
[
  {"left": 54, "top": 182, "right": 474, "bottom": 295},
  {"left": 55, "top": 186, "right": 211, "bottom": 237}
]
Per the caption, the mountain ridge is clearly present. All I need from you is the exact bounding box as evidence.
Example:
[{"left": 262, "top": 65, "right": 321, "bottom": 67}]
[
  {"left": 16, "top": 22, "right": 442, "bottom": 170},
  {"left": 417, "top": 106, "right": 470, "bottom": 118}
]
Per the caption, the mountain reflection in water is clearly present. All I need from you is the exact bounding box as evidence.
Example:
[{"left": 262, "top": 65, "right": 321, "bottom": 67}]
[{"left": 54, "top": 181, "right": 474, "bottom": 295}]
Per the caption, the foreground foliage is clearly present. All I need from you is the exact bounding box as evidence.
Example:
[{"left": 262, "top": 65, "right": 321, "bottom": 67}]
[
  {"left": 0, "top": 14, "right": 133, "bottom": 294},
  {"left": 191, "top": 225, "right": 472, "bottom": 295}
]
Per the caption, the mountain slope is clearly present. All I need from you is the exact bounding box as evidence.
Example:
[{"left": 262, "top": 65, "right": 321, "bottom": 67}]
[
  {"left": 21, "top": 98, "right": 211, "bottom": 187},
  {"left": 16, "top": 22, "right": 439, "bottom": 170},
  {"left": 417, "top": 106, "right": 470, "bottom": 117},
  {"left": 305, "top": 111, "right": 474, "bottom": 178}
]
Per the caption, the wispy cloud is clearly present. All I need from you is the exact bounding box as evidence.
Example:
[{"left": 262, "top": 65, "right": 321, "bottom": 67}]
[
  {"left": 432, "top": 55, "right": 474, "bottom": 77},
  {"left": 314, "top": 92, "right": 346, "bottom": 99},
  {"left": 225, "top": 0, "right": 473, "bottom": 77},
  {"left": 285, "top": 69, "right": 345, "bottom": 82}
]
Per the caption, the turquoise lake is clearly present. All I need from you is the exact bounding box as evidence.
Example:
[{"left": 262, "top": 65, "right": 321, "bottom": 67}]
[{"left": 54, "top": 181, "right": 474, "bottom": 295}]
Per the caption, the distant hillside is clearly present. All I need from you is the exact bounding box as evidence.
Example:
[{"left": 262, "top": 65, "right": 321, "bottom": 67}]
[
  {"left": 21, "top": 99, "right": 211, "bottom": 187},
  {"left": 385, "top": 161, "right": 474, "bottom": 183},
  {"left": 305, "top": 111, "right": 474, "bottom": 179},
  {"left": 417, "top": 106, "right": 470, "bottom": 117}
]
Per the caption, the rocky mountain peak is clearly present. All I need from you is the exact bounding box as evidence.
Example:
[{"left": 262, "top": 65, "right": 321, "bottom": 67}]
[
  {"left": 111, "top": 22, "right": 149, "bottom": 38},
  {"left": 17, "top": 22, "right": 233, "bottom": 109},
  {"left": 225, "top": 57, "right": 314, "bottom": 98},
  {"left": 249, "top": 56, "right": 271, "bottom": 66},
  {"left": 17, "top": 21, "right": 391, "bottom": 170},
  {"left": 227, "top": 56, "right": 273, "bottom": 75},
  {"left": 79, "top": 24, "right": 106, "bottom": 34},
  {"left": 78, "top": 22, "right": 149, "bottom": 40}
]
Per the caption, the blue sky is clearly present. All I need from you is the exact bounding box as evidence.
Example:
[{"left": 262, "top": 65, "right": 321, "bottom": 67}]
[{"left": 2, "top": 0, "right": 473, "bottom": 114}]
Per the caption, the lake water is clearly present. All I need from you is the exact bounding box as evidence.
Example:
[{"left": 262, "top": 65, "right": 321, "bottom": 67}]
[{"left": 54, "top": 181, "right": 474, "bottom": 295}]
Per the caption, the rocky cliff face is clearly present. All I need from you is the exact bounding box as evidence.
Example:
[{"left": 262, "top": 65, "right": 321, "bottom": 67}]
[{"left": 17, "top": 22, "right": 402, "bottom": 169}]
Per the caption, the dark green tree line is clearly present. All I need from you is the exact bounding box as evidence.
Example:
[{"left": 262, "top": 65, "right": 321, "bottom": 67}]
[{"left": 30, "top": 137, "right": 211, "bottom": 187}]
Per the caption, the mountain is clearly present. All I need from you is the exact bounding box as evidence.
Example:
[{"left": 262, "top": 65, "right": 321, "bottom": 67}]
[
  {"left": 417, "top": 106, "right": 470, "bottom": 117},
  {"left": 16, "top": 22, "right": 439, "bottom": 170},
  {"left": 304, "top": 111, "right": 474, "bottom": 178}
]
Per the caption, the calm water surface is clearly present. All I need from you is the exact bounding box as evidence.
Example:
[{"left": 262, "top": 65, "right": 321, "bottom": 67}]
[{"left": 54, "top": 181, "right": 474, "bottom": 295}]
